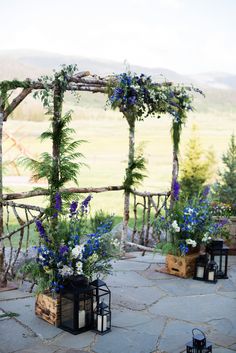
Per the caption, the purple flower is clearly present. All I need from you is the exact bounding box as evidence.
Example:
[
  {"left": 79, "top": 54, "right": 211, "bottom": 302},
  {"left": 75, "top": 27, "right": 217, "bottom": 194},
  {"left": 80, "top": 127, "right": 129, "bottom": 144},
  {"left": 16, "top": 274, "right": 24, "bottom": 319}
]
[
  {"left": 81, "top": 195, "right": 92, "bottom": 213},
  {"left": 59, "top": 245, "right": 69, "bottom": 256},
  {"left": 70, "top": 201, "right": 78, "bottom": 214},
  {"left": 54, "top": 192, "right": 62, "bottom": 212},
  {"left": 35, "top": 220, "right": 50, "bottom": 242},
  {"left": 202, "top": 185, "right": 210, "bottom": 198},
  {"left": 35, "top": 220, "right": 46, "bottom": 237},
  {"left": 173, "top": 178, "right": 180, "bottom": 201},
  {"left": 218, "top": 218, "right": 229, "bottom": 227}
]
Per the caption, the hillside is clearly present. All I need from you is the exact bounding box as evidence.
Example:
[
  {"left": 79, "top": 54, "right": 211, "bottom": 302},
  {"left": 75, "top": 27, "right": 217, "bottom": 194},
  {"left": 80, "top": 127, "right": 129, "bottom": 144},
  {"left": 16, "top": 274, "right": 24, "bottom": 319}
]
[{"left": 0, "top": 49, "right": 236, "bottom": 117}]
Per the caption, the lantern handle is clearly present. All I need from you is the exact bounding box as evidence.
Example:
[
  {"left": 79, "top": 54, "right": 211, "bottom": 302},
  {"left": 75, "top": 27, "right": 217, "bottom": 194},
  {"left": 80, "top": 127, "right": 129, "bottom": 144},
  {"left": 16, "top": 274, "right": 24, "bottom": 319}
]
[{"left": 192, "top": 328, "right": 206, "bottom": 338}]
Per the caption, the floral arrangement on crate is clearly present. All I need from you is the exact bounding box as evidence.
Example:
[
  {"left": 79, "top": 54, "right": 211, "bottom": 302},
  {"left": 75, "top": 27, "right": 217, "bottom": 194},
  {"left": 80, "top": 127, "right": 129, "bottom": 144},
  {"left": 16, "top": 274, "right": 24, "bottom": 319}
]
[
  {"left": 154, "top": 183, "right": 229, "bottom": 256},
  {"left": 23, "top": 194, "right": 120, "bottom": 293}
]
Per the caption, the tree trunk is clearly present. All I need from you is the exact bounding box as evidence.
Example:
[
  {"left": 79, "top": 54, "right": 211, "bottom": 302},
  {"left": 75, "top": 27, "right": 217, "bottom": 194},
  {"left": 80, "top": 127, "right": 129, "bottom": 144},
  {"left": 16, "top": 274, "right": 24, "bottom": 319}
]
[
  {"left": 169, "top": 148, "right": 179, "bottom": 241},
  {"left": 170, "top": 148, "right": 179, "bottom": 203},
  {"left": 0, "top": 108, "right": 6, "bottom": 287},
  {"left": 50, "top": 83, "right": 64, "bottom": 211},
  {"left": 121, "top": 117, "right": 135, "bottom": 252}
]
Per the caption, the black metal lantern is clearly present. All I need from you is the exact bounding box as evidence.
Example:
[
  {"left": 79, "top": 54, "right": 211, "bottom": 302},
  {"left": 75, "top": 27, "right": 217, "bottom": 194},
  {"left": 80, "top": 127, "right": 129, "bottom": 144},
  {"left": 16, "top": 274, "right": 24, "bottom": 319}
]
[
  {"left": 193, "top": 255, "right": 209, "bottom": 281},
  {"left": 91, "top": 278, "right": 111, "bottom": 334},
  {"left": 59, "top": 276, "right": 94, "bottom": 334},
  {"left": 186, "top": 328, "right": 212, "bottom": 352},
  {"left": 207, "top": 241, "right": 229, "bottom": 279},
  {"left": 205, "top": 260, "right": 218, "bottom": 283},
  {"left": 95, "top": 301, "right": 111, "bottom": 334}
]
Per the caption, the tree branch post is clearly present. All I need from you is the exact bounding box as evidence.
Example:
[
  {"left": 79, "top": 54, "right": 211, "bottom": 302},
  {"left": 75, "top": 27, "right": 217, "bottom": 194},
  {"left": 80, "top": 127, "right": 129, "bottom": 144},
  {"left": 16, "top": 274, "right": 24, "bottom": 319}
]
[
  {"left": 122, "top": 116, "right": 135, "bottom": 252},
  {"left": 0, "top": 107, "right": 6, "bottom": 287}
]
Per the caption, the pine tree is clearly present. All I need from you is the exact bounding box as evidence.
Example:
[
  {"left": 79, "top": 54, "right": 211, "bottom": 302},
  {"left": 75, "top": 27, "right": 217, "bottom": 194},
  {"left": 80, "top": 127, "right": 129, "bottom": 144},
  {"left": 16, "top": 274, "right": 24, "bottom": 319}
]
[
  {"left": 180, "top": 126, "right": 215, "bottom": 199},
  {"left": 214, "top": 134, "right": 236, "bottom": 214}
]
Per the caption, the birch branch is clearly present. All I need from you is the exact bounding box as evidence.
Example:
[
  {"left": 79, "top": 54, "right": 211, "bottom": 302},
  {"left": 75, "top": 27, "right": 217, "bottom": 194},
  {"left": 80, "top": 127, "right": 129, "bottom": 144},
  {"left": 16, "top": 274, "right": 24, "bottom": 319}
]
[
  {"left": 125, "top": 241, "right": 155, "bottom": 252},
  {"left": 3, "top": 87, "right": 33, "bottom": 121},
  {"left": 3, "top": 185, "right": 124, "bottom": 200}
]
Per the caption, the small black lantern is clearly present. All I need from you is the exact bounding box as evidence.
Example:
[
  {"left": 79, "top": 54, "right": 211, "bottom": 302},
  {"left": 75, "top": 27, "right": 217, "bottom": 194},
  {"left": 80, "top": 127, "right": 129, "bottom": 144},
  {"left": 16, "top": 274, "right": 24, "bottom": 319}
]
[
  {"left": 193, "top": 255, "right": 208, "bottom": 281},
  {"left": 59, "top": 276, "right": 94, "bottom": 334},
  {"left": 205, "top": 260, "right": 218, "bottom": 283},
  {"left": 186, "top": 328, "right": 212, "bottom": 352},
  {"left": 91, "top": 278, "right": 111, "bottom": 334},
  {"left": 96, "top": 301, "right": 111, "bottom": 334},
  {"left": 207, "top": 241, "right": 229, "bottom": 279}
]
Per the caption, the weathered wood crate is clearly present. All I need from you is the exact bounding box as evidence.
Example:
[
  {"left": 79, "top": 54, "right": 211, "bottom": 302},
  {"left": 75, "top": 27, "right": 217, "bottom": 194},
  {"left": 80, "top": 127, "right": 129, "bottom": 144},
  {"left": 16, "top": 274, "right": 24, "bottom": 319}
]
[
  {"left": 35, "top": 291, "right": 60, "bottom": 326},
  {"left": 166, "top": 253, "right": 199, "bottom": 278}
]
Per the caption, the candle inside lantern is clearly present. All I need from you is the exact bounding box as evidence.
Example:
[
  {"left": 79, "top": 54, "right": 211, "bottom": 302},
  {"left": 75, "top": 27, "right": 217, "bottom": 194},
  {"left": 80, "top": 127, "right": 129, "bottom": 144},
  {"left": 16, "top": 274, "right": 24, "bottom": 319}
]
[
  {"left": 196, "top": 266, "right": 204, "bottom": 278},
  {"left": 78, "top": 310, "right": 86, "bottom": 328},
  {"left": 208, "top": 271, "right": 214, "bottom": 281},
  {"left": 97, "top": 314, "right": 107, "bottom": 332}
]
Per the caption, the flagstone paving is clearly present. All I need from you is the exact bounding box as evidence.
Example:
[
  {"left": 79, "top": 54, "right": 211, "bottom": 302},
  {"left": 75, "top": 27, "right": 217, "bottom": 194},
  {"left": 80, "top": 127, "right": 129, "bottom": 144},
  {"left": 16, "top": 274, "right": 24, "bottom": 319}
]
[{"left": 0, "top": 252, "right": 236, "bottom": 353}]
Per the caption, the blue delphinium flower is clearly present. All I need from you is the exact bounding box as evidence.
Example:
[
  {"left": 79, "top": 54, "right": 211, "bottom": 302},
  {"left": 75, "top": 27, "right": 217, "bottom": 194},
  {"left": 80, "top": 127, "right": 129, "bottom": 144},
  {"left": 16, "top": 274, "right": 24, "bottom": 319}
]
[
  {"left": 35, "top": 220, "right": 50, "bottom": 243},
  {"left": 173, "top": 178, "right": 180, "bottom": 201},
  {"left": 81, "top": 195, "right": 92, "bottom": 213},
  {"left": 59, "top": 245, "right": 69, "bottom": 256},
  {"left": 55, "top": 192, "right": 62, "bottom": 211},
  {"left": 70, "top": 201, "right": 78, "bottom": 215}
]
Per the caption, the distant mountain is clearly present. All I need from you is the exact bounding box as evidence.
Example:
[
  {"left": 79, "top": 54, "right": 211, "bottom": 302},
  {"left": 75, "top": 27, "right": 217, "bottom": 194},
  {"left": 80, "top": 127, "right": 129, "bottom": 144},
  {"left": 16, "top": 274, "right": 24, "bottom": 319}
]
[
  {"left": 191, "top": 72, "right": 236, "bottom": 90},
  {"left": 0, "top": 49, "right": 188, "bottom": 83},
  {"left": 0, "top": 49, "right": 236, "bottom": 89},
  {"left": 0, "top": 49, "right": 236, "bottom": 115}
]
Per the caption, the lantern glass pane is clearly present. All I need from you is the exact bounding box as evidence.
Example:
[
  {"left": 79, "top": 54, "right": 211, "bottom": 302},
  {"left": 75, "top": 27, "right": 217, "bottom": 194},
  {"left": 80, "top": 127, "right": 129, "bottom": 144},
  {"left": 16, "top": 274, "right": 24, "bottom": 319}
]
[
  {"left": 196, "top": 266, "right": 205, "bottom": 278},
  {"left": 61, "top": 296, "right": 74, "bottom": 329}
]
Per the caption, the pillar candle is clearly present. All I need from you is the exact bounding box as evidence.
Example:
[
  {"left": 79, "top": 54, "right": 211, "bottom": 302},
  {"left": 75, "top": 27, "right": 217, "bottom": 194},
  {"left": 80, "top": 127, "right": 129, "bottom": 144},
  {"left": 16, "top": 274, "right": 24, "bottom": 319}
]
[
  {"left": 97, "top": 314, "right": 107, "bottom": 332},
  {"left": 78, "top": 310, "right": 86, "bottom": 328}
]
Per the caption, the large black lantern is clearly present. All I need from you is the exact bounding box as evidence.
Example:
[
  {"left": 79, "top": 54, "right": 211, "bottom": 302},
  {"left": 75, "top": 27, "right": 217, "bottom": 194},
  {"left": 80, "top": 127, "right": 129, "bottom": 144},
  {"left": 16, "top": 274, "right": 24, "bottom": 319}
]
[
  {"left": 186, "top": 328, "right": 212, "bottom": 352},
  {"left": 91, "top": 278, "right": 111, "bottom": 334},
  {"left": 207, "top": 241, "right": 229, "bottom": 279},
  {"left": 59, "top": 276, "right": 94, "bottom": 334},
  {"left": 205, "top": 260, "right": 218, "bottom": 283},
  {"left": 193, "top": 255, "right": 208, "bottom": 281}
]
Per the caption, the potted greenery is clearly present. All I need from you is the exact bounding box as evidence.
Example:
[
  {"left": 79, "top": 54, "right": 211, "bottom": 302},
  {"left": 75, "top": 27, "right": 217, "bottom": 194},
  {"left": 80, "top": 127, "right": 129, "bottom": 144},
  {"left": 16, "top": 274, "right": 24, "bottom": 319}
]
[
  {"left": 154, "top": 183, "right": 228, "bottom": 277},
  {"left": 22, "top": 194, "right": 119, "bottom": 325},
  {"left": 212, "top": 134, "right": 236, "bottom": 252}
]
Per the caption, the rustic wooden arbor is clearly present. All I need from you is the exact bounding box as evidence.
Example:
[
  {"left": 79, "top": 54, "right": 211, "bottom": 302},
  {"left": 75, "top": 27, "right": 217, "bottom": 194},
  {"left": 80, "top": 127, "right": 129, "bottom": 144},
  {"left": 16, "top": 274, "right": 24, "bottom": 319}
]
[{"left": 0, "top": 67, "right": 183, "bottom": 287}]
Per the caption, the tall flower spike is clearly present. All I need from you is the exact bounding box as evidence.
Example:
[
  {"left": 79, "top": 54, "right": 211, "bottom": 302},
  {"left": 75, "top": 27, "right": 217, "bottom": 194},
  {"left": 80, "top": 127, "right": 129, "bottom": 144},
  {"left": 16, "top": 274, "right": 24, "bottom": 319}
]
[
  {"left": 173, "top": 178, "right": 180, "bottom": 201},
  {"left": 55, "top": 192, "right": 62, "bottom": 212}
]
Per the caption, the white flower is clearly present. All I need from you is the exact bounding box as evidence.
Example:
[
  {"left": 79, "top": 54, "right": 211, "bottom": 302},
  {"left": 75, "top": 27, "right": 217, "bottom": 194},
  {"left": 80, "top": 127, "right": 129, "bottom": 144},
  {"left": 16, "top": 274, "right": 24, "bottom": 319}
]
[
  {"left": 202, "top": 233, "right": 211, "bottom": 243},
  {"left": 71, "top": 245, "right": 84, "bottom": 259},
  {"left": 185, "top": 207, "right": 193, "bottom": 215},
  {"left": 75, "top": 261, "right": 83, "bottom": 275},
  {"left": 172, "top": 220, "right": 180, "bottom": 232},
  {"left": 58, "top": 265, "right": 74, "bottom": 277},
  {"left": 186, "top": 239, "right": 197, "bottom": 247}
]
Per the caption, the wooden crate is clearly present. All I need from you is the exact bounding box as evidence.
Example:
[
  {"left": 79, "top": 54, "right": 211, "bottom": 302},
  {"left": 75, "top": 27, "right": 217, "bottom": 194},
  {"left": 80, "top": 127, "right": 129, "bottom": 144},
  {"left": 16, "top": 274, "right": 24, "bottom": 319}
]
[
  {"left": 35, "top": 291, "right": 60, "bottom": 326},
  {"left": 166, "top": 253, "right": 199, "bottom": 278}
]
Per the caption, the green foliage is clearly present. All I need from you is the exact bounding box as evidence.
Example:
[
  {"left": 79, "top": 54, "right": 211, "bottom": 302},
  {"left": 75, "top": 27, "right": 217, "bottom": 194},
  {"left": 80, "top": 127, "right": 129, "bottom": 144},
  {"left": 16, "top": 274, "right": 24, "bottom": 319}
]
[
  {"left": 123, "top": 147, "right": 147, "bottom": 191},
  {"left": 19, "top": 260, "right": 51, "bottom": 294},
  {"left": 180, "top": 126, "right": 215, "bottom": 199},
  {"left": 0, "top": 79, "right": 31, "bottom": 109},
  {"left": 0, "top": 311, "right": 20, "bottom": 319},
  {"left": 90, "top": 210, "right": 114, "bottom": 234},
  {"left": 213, "top": 134, "right": 236, "bottom": 215},
  {"left": 155, "top": 241, "right": 179, "bottom": 256},
  {"left": 20, "top": 111, "right": 85, "bottom": 198},
  {"left": 20, "top": 66, "right": 86, "bottom": 211}
]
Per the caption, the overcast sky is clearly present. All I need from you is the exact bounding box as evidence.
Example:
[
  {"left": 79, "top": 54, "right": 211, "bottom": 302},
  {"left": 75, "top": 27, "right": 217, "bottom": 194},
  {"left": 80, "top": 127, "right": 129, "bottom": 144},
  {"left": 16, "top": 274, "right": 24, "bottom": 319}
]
[{"left": 1, "top": 0, "right": 235, "bottom": 74}]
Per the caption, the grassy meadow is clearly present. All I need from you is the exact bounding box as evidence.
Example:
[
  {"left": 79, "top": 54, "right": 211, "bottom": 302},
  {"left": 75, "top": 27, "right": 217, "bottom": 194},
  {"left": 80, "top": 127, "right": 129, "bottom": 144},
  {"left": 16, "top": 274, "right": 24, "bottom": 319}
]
[{"left": 3, "top": 91, "right": 236, "bottom": 219}]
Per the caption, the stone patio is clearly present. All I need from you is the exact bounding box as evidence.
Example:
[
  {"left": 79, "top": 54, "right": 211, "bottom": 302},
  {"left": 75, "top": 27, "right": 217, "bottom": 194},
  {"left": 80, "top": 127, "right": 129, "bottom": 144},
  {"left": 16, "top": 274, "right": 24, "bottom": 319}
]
[{"left": 0, "top": 252, "right": 236, "bottom": 353}]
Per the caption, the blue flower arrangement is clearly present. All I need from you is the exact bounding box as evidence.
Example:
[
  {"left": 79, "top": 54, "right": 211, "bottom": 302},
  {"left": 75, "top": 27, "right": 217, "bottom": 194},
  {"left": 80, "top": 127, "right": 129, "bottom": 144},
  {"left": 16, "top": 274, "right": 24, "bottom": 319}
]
[
  {"left": 28, "top": 194, "right": 119, "bottom": 293},
  {"left": 155, "top": 182, "right": 229, "bottom": 256},
  {"left": 107, "top": 71, "right": 198, "bottom": 121}
]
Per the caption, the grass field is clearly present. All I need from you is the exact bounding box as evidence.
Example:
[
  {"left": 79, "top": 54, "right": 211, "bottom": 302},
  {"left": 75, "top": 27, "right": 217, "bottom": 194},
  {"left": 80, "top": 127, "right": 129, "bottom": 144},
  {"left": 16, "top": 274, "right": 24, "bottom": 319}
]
[{"left": 3, "top": 94, "right": 236, "bottom": 217}]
